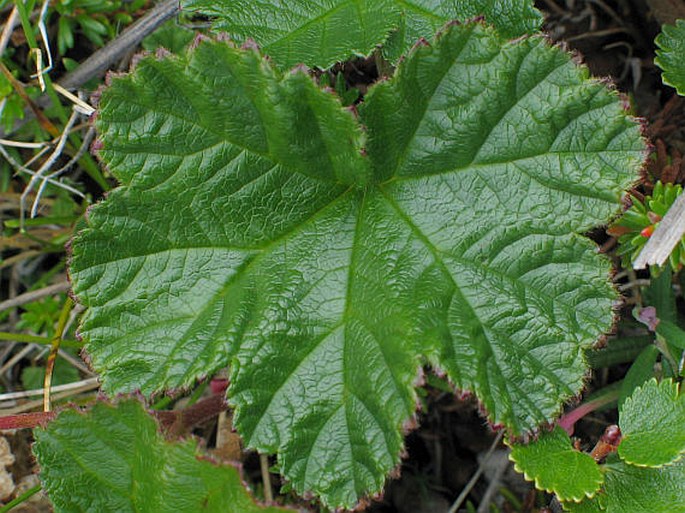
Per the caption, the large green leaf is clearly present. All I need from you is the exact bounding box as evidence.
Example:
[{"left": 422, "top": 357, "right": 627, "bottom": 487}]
[
  {"left": 508, "top": 427, "right": 603, "bottom": 501},
  {"left": 655, "top": 19, "right": 685, "bottom": 96},
  {"left": 71, "top": 23, "right": 644, "bottom": 508},
  {"left": 618, "top": 378, "right": 685, "bottom": 467},
  {"left": 33, "top": 400, "right": 291, "bottom": 513},
  {"left": 182, "top": 0, "right": 542, "bottom": 68}
]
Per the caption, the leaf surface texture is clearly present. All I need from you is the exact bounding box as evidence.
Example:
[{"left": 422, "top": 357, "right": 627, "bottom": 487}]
[
  {"left": 70, "top": 24, "right": 645, "bottom": 508},
  {"left": 182, "top": 0, "right": 542, "bottom": 67}
]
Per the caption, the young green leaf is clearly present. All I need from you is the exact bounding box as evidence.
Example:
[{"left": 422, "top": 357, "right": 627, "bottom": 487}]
[
  {"left": 655, "top": 19, "right": 685, "bottom": 96},
  {"left": 508, "top": 427, "right": 603, "bottom": 502},
  {"left": 619, "top": 379, "right": 685, "bottom": 467},
  {"left": 182, "top": 0, "right": 542, "bottom": 68},
  {"left": 33, "top": 400, "right": 291, "bottom": 513},
  {"left": 71, "top": 23, "right": 644, "bottom": 508}
]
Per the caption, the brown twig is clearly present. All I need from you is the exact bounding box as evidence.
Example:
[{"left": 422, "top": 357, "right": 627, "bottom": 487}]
[
  {"left": 448, "top": 432, "right": 504, "bottom": 513},
  {"left": 0, "top": 411, "right": 56, "bottom": 429},
  {"left": 0, "top": 6, "right": 19, "bottom": 57},
  {"left": 61, "top": 0, "right": 181, "bottom": 89},
  {"left": 156, "top": 393, "right": 227, "bottom": 437}
]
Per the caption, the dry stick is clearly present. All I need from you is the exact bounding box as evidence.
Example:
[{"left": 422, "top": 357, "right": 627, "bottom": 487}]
[
  {"left": 0, "top": 251, "right": 41, "bottom": 270},
  {"left": 52, "top": 83, "right": 95, "bottom": 115},
  {"left": 0, "top": 139, "right": 46, "bottom": 148},
  {"left": 0, "top": 343, "right": 16, "bottom": 371},
  {"left": 0, "top": 344, "right": 35, "bottom": 377},
  {"left": 4, "top": 141, "right": 50, "bottom": 169},
  {"left": 22, "top": 108, "right": 80, "bottom": 226},
  {"left": 633, "top": 192, "right": 685, "bottom": 269},
  {"left": 31, "top": 126, "right": 95, "bottom": 218},
  {"left": 0, "top": 281, "right": 70, "bottom": 312},
  {"left": 33, "top": 0, "right": 53, "bottom": 82},
  {"left": 565, "top": 27, "right": 630, "bottom": 42},
  {"left": 0, "top": 380, "right": 100, "bottom": 415},
  {"left": 447, "top": 431, "right": 504, "bottom": 513},
  {"left": 476, "top": 452, "right": 509, "bottom": 513},
  {"left": 0, "top": 377, "right": 99, "bottom": 402},
  {"left": 61, "top": 0, "right": 181, "bottom": 89},
  {"left": 0, "top": 6, "right": 19, "bottom": 56},
  {"left": 58, "top": 348, "right": 92, "bottom": 375}
]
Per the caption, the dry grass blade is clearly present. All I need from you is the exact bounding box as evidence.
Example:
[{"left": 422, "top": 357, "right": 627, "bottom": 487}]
[
  {"left": 20, "top": 108, "right": 80, "bottom": 228},
  {"left": 0, "top": 377, "right": 99, "bottom": 403},
  {"left": 0, "top": 379, "right": 100, "bottom": 415}
]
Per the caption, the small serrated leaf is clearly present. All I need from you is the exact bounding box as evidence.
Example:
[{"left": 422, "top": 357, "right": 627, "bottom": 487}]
[
  {"left": 564, "top": 458, "right": 685, "bottom": 512},
  {"left": 33, "top": 399, "right": 291, "bottom": 513},
  {"left": 509, "top": 427, "right": 604, "bottom": 502},
  {"left": 619, "top": 378, "right": 685, "bottom": 467},
  {"left": 577, "top": 459, "right": 685, "bottom": 513},
  {"left": 602, "top": 459, "right": 685, "bottom": 513},
  {"left": 655, "top": 19, "right": 685, "bottom": 96}
]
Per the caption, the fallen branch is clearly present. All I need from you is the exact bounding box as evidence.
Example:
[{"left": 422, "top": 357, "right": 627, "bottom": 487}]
[{"left": 60, "top": 0, "right": 181, "bottom": 91}]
